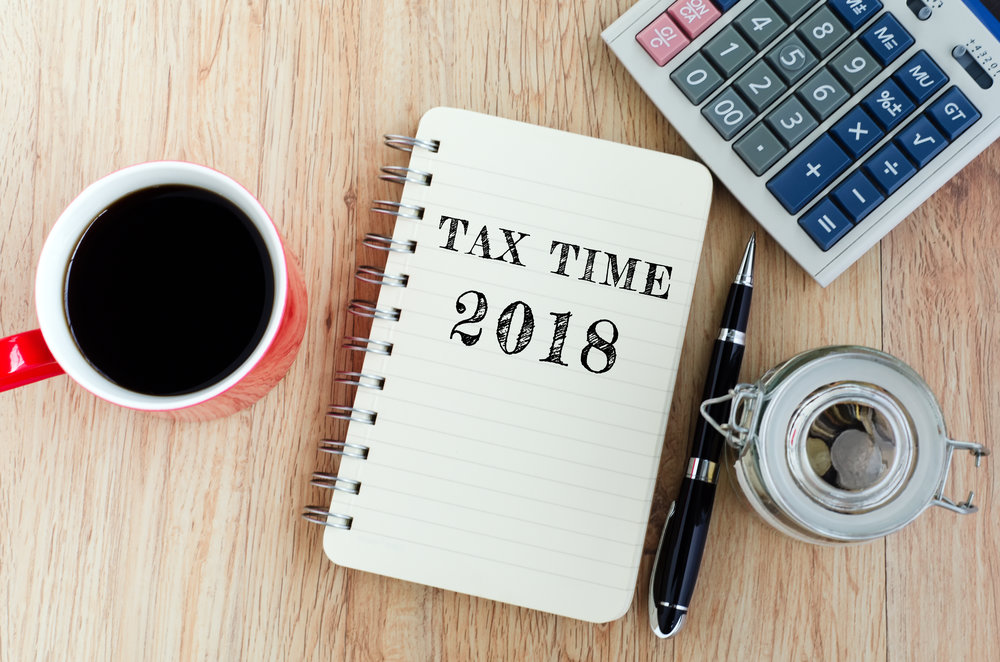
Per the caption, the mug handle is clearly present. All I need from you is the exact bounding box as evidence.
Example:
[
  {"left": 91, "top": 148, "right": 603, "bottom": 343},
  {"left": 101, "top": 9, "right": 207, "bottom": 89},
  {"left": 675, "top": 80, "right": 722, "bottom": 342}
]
[{"left": 0, "top": 329, "right": 65, "bottom": 392}]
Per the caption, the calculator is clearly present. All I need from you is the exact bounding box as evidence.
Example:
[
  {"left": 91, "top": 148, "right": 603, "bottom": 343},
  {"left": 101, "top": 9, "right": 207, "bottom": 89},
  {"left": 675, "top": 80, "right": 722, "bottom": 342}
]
[{"left": 603, "top": 0, "right": 1000, "bottom": 285}]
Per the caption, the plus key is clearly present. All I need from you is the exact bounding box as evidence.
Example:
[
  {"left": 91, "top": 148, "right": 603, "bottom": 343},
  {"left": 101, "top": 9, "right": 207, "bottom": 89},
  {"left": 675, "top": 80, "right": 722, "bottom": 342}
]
[{"left": 767, "top": 134, "right": 851, "bottom": 213}]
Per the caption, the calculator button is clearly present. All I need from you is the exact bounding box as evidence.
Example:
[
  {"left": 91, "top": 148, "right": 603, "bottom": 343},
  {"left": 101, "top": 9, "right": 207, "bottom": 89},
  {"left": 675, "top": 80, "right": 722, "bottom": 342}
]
[
  {"left": 733, "top": 0, "right": 787, "bottom": 50},
  {"left": 796, "top": 6, "right": 850, "bottom": 59},
  {"left": 830, "top": 41, "right": 881, "bottom": 93},
  {"left": 672, "top": 54, "right": 725, "bottom": 103},
  {"left": 704, "top": 26, "right": 755, "bottom": 77},
  {"left": 831, "top": 170, "right": 884, "bottom": 223},
  {"left": 861, "top": 79, "right": 915, "bottom": 130},
  {"left": 927, "top": 86, "right": 981, "bottom": 140},
  {"left": 797, "top": 68, "right": 850, "bottom": 120},
  {"left": 767, "top": 134, "right": 851, "bottom": 213},
  {"left": 702, "top": 88, "right": 757, "bottom": 139},
  {"left": 827, "top": 0, "right": 882, "bottom": 31},
  {"left": 893, "top": 51, "right": 948, "bottom": 103},
  {"left": 636, "top": 13, "right": 691, "bottom": 66},
  {"left": 769, "top": 0, "right": 813, "bottom": 22},
  {"left": 863, "top": 143, "right": 916, "bottom": 194},
  {"left": 766, "top": 96, "right": 819, "bottom": 147},
  {"left": 735, "top": 60, "right": 788, "bottom": 112},
  {"left": 859, "top": 14, "right": 914, "bottom": 67},
  {"left": 765, "top": 34, "right": 819, "bottom": 85},
  {"left": 830, "top": 106, "right": 884, "bottom": 158},
  {"left": 734, "top": 123, "right": 788, "bottom": 174},
  {"left": 669, "top": 0, "right": 723, "bottom": 39},
  {"left": 895, "top": 115, "right": 947, "bottom": 167},
  {"left": 799, "top": 198, "right": 853, "bottom": 250},
  {"left": 713, "top": 0, "right": 743, "bottom": 11}
]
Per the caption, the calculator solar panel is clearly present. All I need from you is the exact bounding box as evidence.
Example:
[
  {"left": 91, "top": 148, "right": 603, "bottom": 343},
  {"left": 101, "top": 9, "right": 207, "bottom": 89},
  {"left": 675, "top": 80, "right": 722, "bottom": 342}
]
[{"left": 604, "top": 0, "right": 1000, "bottom": 285}]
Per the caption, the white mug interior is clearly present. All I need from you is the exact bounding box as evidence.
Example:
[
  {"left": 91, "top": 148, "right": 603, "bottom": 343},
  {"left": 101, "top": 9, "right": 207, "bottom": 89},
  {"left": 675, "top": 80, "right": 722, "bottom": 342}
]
[{"left": 34, "top": 161, "right": 289, "bottom": 411}]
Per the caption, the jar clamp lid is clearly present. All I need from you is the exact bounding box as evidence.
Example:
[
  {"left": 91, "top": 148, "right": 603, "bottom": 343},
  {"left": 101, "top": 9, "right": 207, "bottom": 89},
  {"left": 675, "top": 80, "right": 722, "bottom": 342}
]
[{"left": 700, "top": 346, "right": 990, "bottom": 544}]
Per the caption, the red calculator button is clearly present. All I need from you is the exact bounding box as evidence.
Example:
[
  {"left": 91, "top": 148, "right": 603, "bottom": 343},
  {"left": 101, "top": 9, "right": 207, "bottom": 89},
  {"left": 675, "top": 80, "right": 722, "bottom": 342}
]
[
  {"left": 669, "top": 0, "right": 723, "bottom": 39},
  {"left": 636, "top": 13, "right": 690, "bottom": 66}
]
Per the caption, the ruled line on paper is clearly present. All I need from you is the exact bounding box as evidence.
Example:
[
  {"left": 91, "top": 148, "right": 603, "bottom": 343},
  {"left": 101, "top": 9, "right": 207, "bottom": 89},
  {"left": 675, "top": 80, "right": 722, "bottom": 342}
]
[
  {"left": 346, "top": 502, "right": 642, "bottom": 570},
  {"left": 358, "top": 435, "right": 657, "bottom": 500},
  {"left": 348, "top": 527, "right": 636, "bottom": 591},
  {"left": 422, "top": 154, "right": 710, "bottom": 227}
]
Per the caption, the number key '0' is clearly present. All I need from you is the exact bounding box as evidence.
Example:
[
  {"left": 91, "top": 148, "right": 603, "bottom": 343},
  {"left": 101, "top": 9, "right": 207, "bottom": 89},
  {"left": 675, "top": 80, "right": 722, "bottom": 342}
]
[{"left": 671, "top": 53, "right": 724, "bottom": 104}]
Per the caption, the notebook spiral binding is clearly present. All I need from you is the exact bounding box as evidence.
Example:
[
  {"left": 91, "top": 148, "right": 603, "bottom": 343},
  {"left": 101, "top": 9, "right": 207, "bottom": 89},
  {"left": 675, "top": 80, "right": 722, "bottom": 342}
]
[{"left": 302, "top": 131, "right": 436, "bottom": 530}]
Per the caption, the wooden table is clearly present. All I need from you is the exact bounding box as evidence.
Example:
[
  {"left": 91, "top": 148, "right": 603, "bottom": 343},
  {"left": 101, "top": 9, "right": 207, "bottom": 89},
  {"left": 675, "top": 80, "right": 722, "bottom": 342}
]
[{"left": 2, "top": 1, "right": 997, "bottom": 660}]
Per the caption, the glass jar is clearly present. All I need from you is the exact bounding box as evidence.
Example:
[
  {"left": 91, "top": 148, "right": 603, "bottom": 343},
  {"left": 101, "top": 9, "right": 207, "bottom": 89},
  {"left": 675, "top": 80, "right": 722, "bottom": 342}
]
[{"left": 702, "top": 346, "right": 990, "bottom": 545}]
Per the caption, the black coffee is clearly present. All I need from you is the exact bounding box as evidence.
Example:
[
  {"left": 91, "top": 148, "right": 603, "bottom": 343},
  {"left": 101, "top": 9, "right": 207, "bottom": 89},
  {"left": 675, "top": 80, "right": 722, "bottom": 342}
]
[{"left": 65, "top": 185, "right": 275, "bottom": 396}]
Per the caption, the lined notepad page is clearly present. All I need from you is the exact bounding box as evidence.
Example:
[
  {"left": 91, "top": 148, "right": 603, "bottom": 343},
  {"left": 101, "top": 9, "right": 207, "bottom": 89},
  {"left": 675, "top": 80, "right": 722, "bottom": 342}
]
[{"left": 325, "top": 107, "right": 712, "bottom": 623}]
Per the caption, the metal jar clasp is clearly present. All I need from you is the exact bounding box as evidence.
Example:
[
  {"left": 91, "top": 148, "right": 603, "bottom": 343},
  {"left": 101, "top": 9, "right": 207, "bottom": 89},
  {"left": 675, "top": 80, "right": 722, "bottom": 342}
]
[
  {"left": 700, "top": 383, "right": 764, "bottom": 454},
  {"left": 933, "top": 439, "right": 991, "bottom": 514}
]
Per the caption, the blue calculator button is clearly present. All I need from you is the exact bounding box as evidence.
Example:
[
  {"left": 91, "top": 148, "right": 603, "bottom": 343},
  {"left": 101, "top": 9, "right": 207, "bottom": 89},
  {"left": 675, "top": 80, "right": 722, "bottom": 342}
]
[
  {"left": 831, "top": 170, "right": 884, "bottom": 223},
  {"left": 713, "top": 0, "right": 741, "bottom": 11},
  {"left": 927, "top": 87, "right": 981, "bottom": 141},
  {"left": 861, "top": 79, "right": 915, "bottom": 130},
  {"left": 767, "top": 134, "right": 851, "bottom": 213},
  {"left": 864, "top": 143, "right": 917, "bottom": 194},
  {"left": 830, "top": 107, "right": 883, "bottom": 158},
  {"left": 893, "top": 51, "right": 948, "bottom": 103},
  {"left": 827, "top": 0, "right": 882, "bottom": 31},
  {"left": 859, "top": 14, "right": 914, "bottom": 66},
  {"left": 799, "top": 198, "right": 853, "bottom": 250},
  {"left": 895, "top": 115, "right": 948, "bottom": 167}
]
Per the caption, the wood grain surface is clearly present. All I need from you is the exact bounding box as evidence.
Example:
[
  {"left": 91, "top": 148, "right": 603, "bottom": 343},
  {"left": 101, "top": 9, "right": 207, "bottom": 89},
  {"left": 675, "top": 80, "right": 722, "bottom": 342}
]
[{"left": 1, "top": 1, "right": 997, "bottom": 660}]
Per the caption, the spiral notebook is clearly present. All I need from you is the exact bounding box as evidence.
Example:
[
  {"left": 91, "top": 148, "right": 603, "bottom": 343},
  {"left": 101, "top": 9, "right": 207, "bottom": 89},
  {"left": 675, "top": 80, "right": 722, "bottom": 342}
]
[{"left": 304, "top": 107, "right": 713, "bottom": 623}]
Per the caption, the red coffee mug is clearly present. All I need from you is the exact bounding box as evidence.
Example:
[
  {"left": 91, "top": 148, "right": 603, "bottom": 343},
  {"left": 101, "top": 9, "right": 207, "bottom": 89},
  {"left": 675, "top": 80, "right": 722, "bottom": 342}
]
[{"left": 0, "top": 161, "right": 307, "bottom": 420}]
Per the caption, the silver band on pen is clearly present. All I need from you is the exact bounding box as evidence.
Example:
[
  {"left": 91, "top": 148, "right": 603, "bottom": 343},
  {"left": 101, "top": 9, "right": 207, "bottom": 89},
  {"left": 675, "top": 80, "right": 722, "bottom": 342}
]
[
  {"left": 686, "top": 458, "right": 719, "bottom": 484},
  {"left": 717, "top": 328, "right": 746, "bottom": 345},
  {"left": 657, "top": 601, "right": 689, "bottom": 611}
]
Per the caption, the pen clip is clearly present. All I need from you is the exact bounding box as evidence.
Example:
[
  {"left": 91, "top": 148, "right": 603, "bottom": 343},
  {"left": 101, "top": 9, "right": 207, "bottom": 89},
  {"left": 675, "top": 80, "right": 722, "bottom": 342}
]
[{"left": 699, "top": 383, "right": 762, "bottom": 453}]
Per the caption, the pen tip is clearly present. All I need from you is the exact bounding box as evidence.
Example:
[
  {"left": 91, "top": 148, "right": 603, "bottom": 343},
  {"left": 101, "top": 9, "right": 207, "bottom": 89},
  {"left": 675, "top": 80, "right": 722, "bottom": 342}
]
[{"left": 735, "top": 234, "right": 755, "bottom": 286}]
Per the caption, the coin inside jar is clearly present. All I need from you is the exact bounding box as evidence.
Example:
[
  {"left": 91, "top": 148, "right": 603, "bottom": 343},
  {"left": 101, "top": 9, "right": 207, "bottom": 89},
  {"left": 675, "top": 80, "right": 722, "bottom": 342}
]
[{"left": 806, "top": 401, "right": 897, "bottom": 491}]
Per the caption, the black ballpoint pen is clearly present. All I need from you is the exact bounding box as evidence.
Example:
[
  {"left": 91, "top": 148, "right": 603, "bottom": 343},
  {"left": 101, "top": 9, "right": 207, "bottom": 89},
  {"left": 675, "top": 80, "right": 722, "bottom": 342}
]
[{"left": 649, "top": 233, "right": 755, "bottom": 638}]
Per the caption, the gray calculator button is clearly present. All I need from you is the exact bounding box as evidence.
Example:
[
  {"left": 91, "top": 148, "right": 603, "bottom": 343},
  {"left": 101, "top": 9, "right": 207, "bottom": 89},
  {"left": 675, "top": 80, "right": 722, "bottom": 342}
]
[
  {"left": 797, "top": 68, "right": 850, "bottom": 120},
  {"left": 703, "top": 26, "right": 755, "bottom": 78},
  {"left": 765, "top": 34, "right": 819, "bottom": 85},
  {"left": 796, "top": 6, "right": 849, "bottom": 59},
  {"left": 830, "top": 41, "right": 881, "bottom": 93},
  {"left": 734, "top": 123, "right": 787, "bottom": 175},
  {"left": 733, "top": 0, "right": 787, "bottom": 51},
  {"left": 765, "top": 96, "right": 819, "bottom": 147},
  {"left": 672, "top": 54, "right": 725, "bottom": 104},
  {"left": 702, "top": 87, "right": 757, "bottom": 139},
  {"left": 734, "top": 60, "right": 788, "bottom": 112},
  {"left": 769, "top": 0, "right": 813, "bottom": 22}
]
